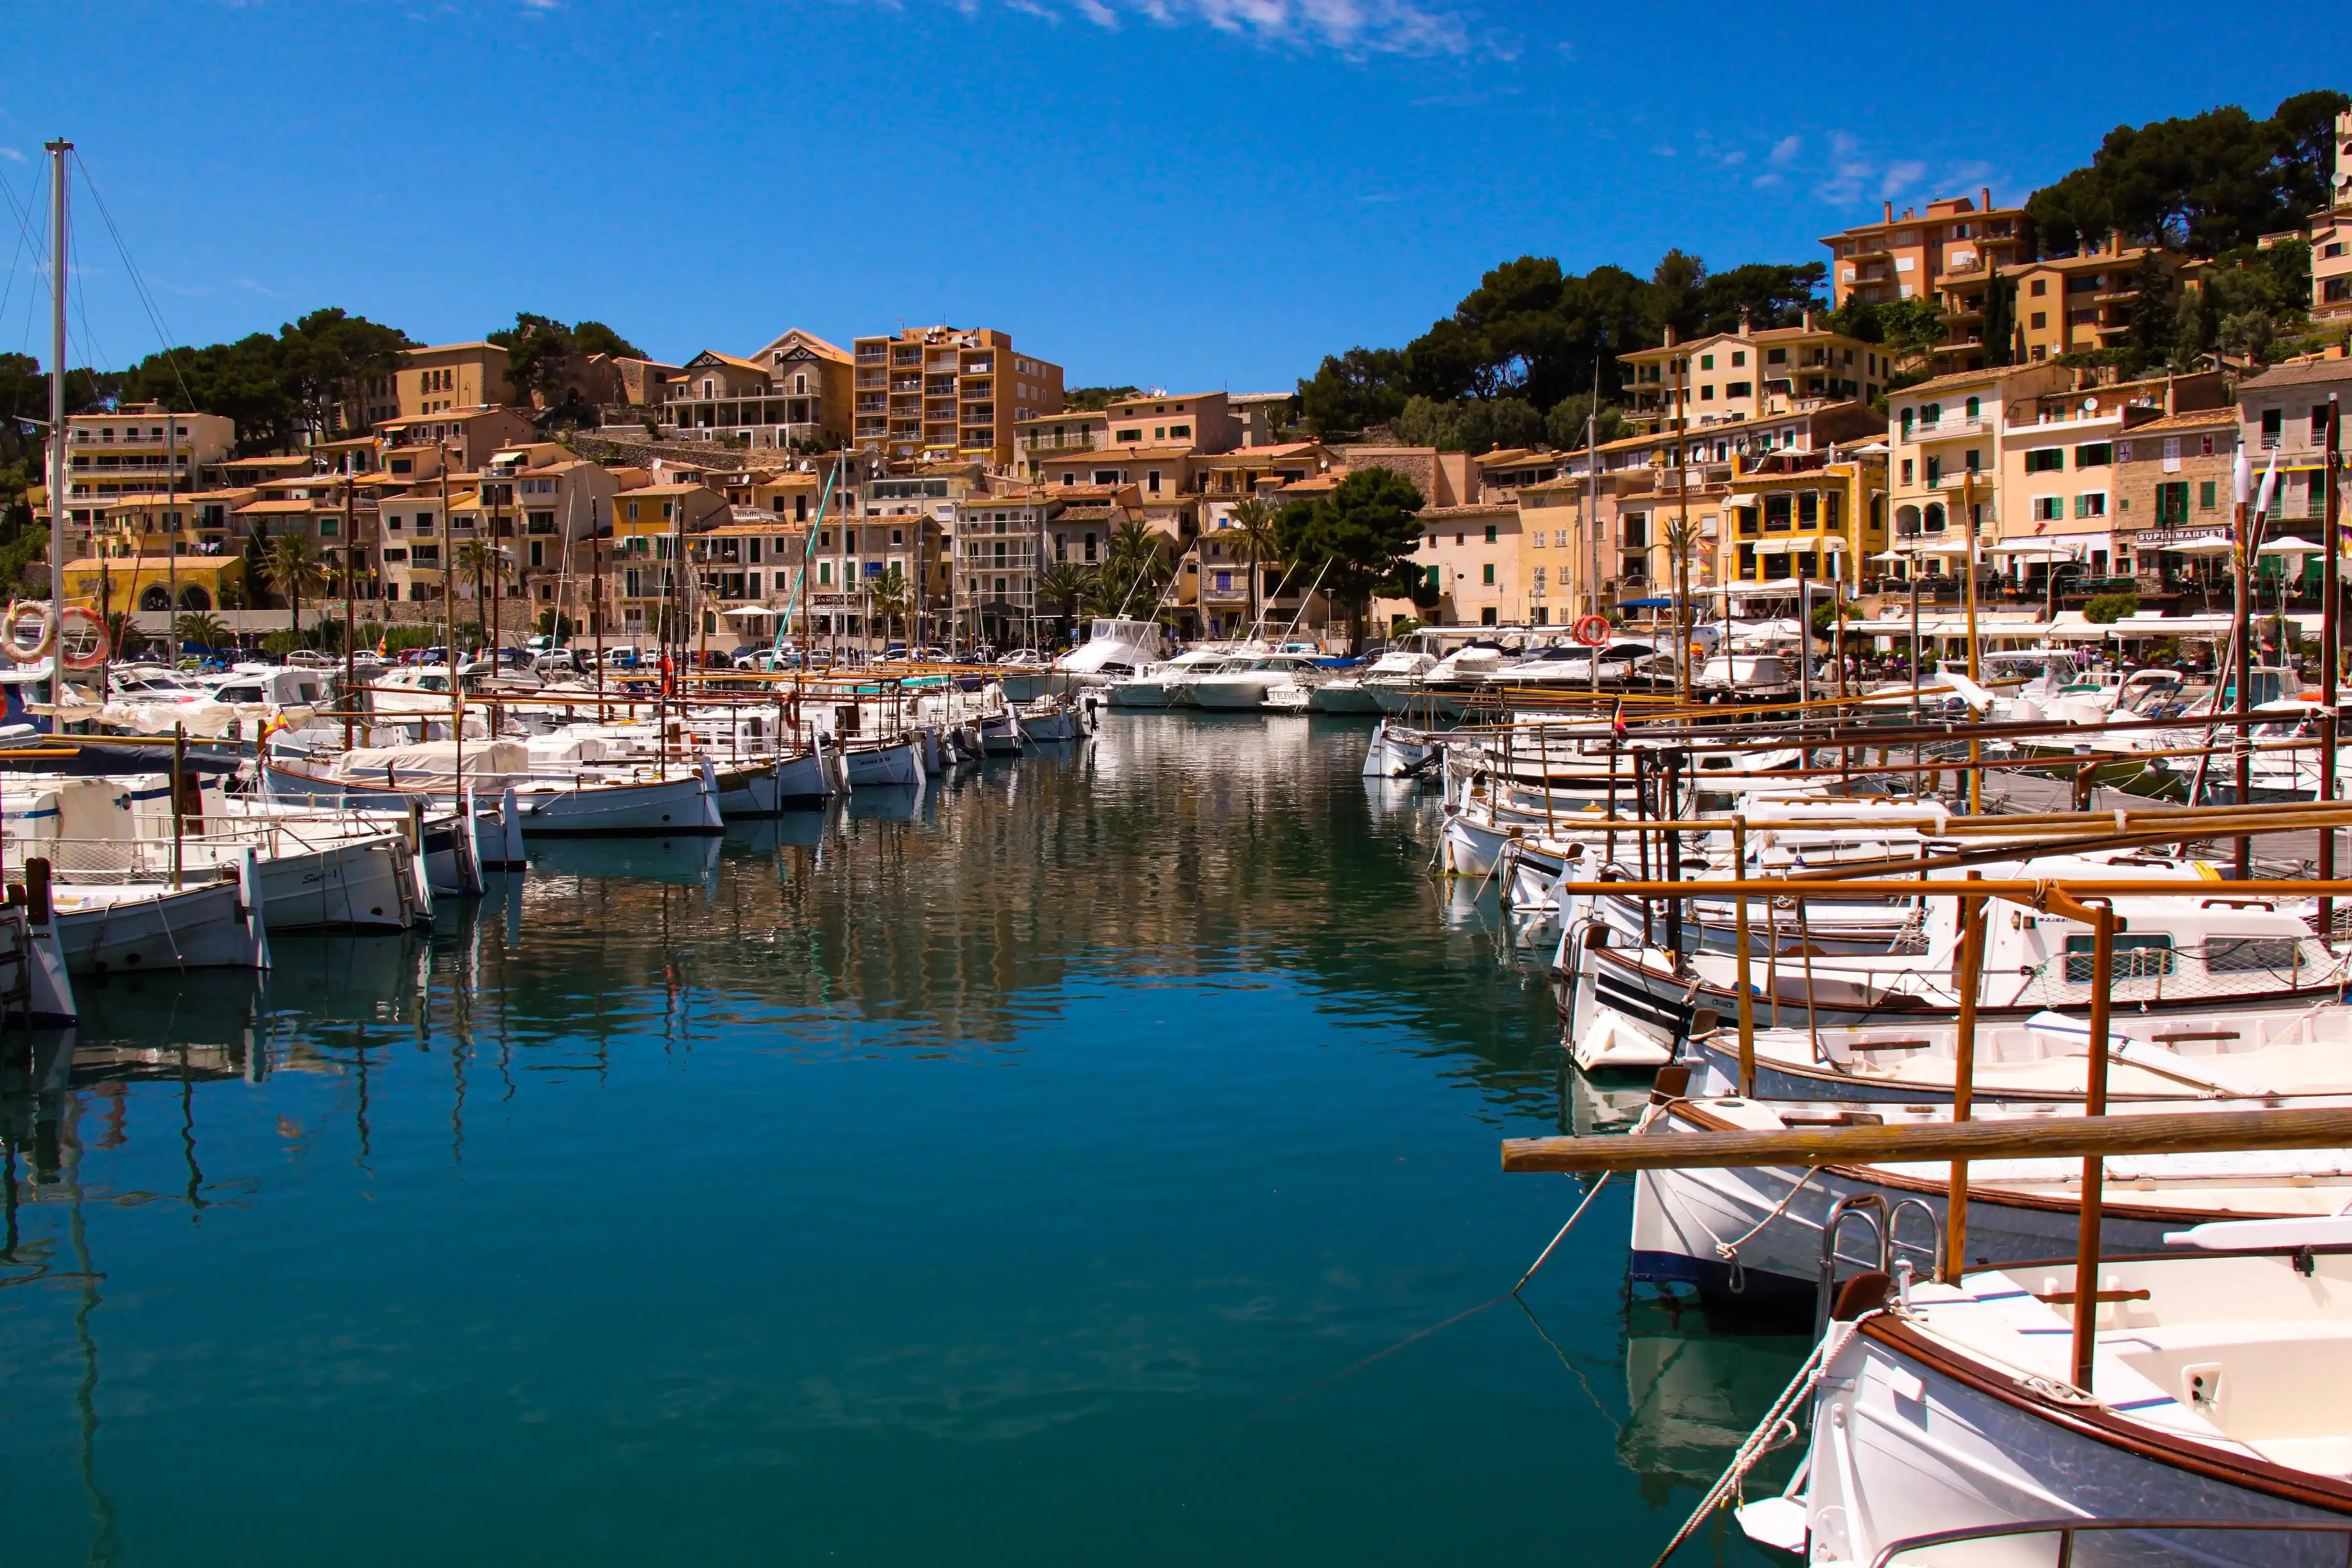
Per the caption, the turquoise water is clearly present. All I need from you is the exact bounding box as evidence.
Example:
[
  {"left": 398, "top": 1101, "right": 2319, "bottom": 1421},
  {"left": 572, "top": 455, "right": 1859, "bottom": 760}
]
[{"left": 0, "top": 717, "right": 1793, "bottom": 1565}]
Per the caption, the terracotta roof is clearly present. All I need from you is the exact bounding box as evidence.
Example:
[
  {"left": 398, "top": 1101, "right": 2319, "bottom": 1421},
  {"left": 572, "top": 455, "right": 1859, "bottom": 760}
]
[
  {"left": 621, "top": 483, "right": 716, "bottom": 497},
  {"left": 1039, "top": 442, "right": 1194, "bottom": 461},
  {"left": 219, "top": 455, "right": 311, "bottom": 469},
  {"left": 1416, "top": 502, "right": 1516, "bottom": 519},
  {"left": 2239, "top": 358, "right": 2352, "bottom": 392},
  {"left": 236, "top": 498, "right": 327, "bottom": 514},
  {"left": 2122, "top": 408, "right": 2238, "bottom": 434},
  {"left": 701, "top": 521, "right": 804, "bottom": 537},
  {"left": 404, "top": 342, "right": 506, "bottom": 356}
]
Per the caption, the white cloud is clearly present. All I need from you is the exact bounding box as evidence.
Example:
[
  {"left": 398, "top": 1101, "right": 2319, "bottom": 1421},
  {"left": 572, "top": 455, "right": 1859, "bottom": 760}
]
[
  {"left": 1879, "top": 160, "right": 1926, "bottom": 198},
  {"left": 1769, "top": 134, "right": 1801, "bottom": 165},
  {"left": 0, "top": 148, "right": 24, "bottom": 163},
  {"left": 928, "top": 0, "right": 1474, "bottom": 54}
]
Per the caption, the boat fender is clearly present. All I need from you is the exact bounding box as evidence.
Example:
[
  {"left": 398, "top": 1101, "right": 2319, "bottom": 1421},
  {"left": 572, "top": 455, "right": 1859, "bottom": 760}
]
[
  {"left": 1584, "top": 924, "right": 1610, "bottom": 949},
  {"left": 1, "top": 601, "right": 55, "bottom": 664}
]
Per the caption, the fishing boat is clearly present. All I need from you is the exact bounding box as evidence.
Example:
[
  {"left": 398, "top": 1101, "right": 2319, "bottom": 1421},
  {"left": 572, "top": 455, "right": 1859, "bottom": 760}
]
[
  {"left": 1626, "top": 1079, "right": 2352, "bottom": 1302},
  {"left": 1746, "top": 1242, "right": 2352, "bottom": 1566},
  {"left": 840, "top": 734, "right": 923, "bottom": 787},
  {"left": 1314, "top": 646, "right": 1433, "bottom": 714}
]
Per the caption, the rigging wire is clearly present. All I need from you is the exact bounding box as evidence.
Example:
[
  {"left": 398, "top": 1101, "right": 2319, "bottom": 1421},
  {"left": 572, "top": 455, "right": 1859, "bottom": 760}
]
[{"left": 72, "top": 152, "right": 197, "bottom": 412}]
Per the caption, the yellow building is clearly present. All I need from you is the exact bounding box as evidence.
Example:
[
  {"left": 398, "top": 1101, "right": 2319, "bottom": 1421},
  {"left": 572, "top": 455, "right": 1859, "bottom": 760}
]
[
  {"left": 1723, "top": 451, "right": 1888, "bottom": 585},
  {"left": 1620, "top": 317, "right": 1886, "bottom": 437},
  {"left": 52, "top": 403, "right": 237, "bottom": 559},
  {"left": 394, "top": 343, "right": 515, "bottom": 419},
  {"left": 2004, "top": 240, "right": 2186, "bottom": 363},
  {"left": 62, "top": 554, "right": 244, "bottom": 615}
]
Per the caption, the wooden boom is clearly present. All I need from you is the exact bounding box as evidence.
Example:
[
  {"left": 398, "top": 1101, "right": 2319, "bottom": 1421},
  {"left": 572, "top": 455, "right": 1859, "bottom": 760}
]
[{"left": 1500, "top": 1106, "right": 2352, "bottom": 1174}]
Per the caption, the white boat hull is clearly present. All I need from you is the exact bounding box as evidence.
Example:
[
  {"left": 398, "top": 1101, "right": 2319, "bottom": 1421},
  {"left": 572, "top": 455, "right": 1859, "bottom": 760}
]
[
  {"left": 511, "top": 769, "right": 722, "bottom": 836},
  {"left": 842, "top": 740, "right": 921, "bottom": 788},
  {"left": 53, "top": 880, "right": 259, "bottom": 973}
]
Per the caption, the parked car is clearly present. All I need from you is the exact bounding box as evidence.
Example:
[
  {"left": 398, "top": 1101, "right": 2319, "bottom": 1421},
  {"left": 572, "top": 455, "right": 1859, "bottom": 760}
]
[{"left": 600, "top": 645, "right": 642, "bottom": 669}]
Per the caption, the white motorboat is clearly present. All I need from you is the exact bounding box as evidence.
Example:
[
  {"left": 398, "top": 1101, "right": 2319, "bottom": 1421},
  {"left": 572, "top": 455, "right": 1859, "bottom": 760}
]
[
  {"left": 776, "top": 743, "right": 843, "bottom": 807},
  {"left": 1188, "top": 653, "right": 1331, "bottom": 711},
  {"left": 1361, "top": 719, "right": 1441, "bottom": 779},
  {"left": 1748, "top": 1243, "right": 2352, "bottom": 1566},
  {"left": 1018, "top": 694, "right": 1085, "bottom": 741},
  {"left": 1051, "top": 616, "right": 1166, "bottom": 693},
  {"left": 1318, "top": 647, "right": 1436, "bottom": 713},
  {"left": 1105, "top": 648, "right": 1233, "bottom": 708}
]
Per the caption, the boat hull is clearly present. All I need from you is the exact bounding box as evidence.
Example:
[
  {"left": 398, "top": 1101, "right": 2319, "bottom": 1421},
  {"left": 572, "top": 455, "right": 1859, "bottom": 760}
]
[
  {"left": 510, "top": 770, "right": 723, "bottom": 836},
  {"left": 54, "top": 880, "right": 258, "bottom": 973}
]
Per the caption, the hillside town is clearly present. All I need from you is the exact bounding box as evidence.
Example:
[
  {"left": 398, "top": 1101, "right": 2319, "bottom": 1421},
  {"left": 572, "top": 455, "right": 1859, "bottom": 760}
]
[{"left": 39, "top": 108, "right": 2352, "bottom": 665}]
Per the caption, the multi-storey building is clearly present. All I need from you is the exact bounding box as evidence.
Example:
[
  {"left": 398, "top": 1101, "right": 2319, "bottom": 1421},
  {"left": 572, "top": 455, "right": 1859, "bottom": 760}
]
[
  {"left": 849, "top": 327, "right": 1064, "bottom": 467},
  {"left": 2004, "top": 239, "right": 2186, "bottom": 363},
  {"left": 1102, "top": 391, "right": 1239, "bottom": 452},
  {"left": 1620, "top": 317, "right": 1885, "bottom": 437},
  {"left": 50, "top": 404, "right": 237, "bottom": 558},
  {"left": 1885, "top": 364, "right": 2066, "bottom": 574},
  {"left": 1723, "top": 449, "right": 1889, "bottom": 588},
  {"left": 603, "top": 482, "right": 730, "bottom": 639},
  {"left": 1016, "top": 409, "right": 1110, "bottom": 477},
  {"left": 1980, "top": 370, "right": 2229, "bottom": 593},
  {"left": 2109, "top": 407, "right": 2241, "bottom": 604},
  {"left": 374, "top": 406, "right": 535, "bottom": 471},
  {"left": 1822, "top": 194, "right": 2031, "bottom": 307},
  {"left": 659, "top": 331, "right": 854, "bottom": 449},
  {"left": 394, "top": 343, "right": 515, "bottom": 419},
  {"left": 2238, "top": 355, "right": 2352, "bottom": 532}
]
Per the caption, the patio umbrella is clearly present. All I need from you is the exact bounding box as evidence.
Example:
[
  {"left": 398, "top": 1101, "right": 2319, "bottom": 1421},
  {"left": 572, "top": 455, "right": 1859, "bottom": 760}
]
[
  {"left": 2157, "top": 537, "right": 2236, "bottom": 554},
  {"left": 2257, "top": 535, "right": 2320, "bottom": 556}
]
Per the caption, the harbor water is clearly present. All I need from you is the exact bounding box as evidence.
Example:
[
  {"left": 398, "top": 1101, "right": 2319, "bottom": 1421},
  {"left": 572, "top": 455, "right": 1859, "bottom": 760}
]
[{"left": 0, "top": 715, "right": 1793, "bottom": 1565}]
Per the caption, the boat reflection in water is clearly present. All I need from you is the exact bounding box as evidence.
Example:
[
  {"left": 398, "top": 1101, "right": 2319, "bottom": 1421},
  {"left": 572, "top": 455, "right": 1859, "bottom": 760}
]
[
  {"left": 526, "top": 834, "right": 727, "bottom": 889},
  {"left": 1617, "top": 1297, "right": 1810, "bottom": 1509}
]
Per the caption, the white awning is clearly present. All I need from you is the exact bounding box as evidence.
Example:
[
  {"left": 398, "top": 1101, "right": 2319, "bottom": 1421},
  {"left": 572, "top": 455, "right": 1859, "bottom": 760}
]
[
  {"left": 2155, "top": 538, "right": 2235, "bottom": 555},
  {"left": 719, "top": 604, "right": 778, "bottom": 619},
  {"left": 1987, "top": 542, "right": 2077, "bottom": 561},
  {"left": 2258, "top": 535, "right": 2321, "bottom": 555}
]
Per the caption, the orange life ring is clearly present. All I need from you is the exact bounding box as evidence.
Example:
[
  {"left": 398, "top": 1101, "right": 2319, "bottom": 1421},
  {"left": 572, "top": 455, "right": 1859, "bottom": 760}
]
[
  {"left": 55, "top": 606, "right": 109, "bottom": 671},
  {"left": 1572, "top": 614, "right": 1611, "bottom": 648}
]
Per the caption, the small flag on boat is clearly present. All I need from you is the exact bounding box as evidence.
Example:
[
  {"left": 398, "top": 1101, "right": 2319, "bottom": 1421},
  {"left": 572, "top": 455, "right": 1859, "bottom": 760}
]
[{"left": 1611, "top": 698, "right": 1626, "bottom": 737}]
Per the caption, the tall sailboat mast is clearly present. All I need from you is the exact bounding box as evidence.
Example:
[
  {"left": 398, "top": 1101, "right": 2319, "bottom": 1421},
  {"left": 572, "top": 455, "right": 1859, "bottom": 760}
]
[{"left": 46, "top": 140, "right": 71, "bottom": 734}]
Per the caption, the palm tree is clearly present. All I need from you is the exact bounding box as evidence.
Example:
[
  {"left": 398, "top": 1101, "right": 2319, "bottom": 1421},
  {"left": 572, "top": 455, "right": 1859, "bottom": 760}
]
[
  {"left": 1227, "top": 497, "right": 1282, "bottom": 631},
  {"left": 454, "top": 539, "right": 493, "bottom": 652},
  {"left": 174, "top": 610, "right": 230, "bottom": 657},
  {"left": 1035, "top": 560, "right": 1095, "bottom": 643},
  {"left": 1103, "top": 518, "right": 1166, "bottom": 618},
  {"left": 263, "top": 531, "right": 328, "bottom": 648},
  {"left": 1664, "top": 511, "right": 1704, "bottom": 703},
  {"left": 868, "top": 564, "right": 913, "bottom": 645}
]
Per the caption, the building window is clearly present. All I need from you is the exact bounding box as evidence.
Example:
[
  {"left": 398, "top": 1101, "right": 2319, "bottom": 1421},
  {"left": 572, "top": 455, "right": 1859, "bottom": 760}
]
[
  {"left": 2032, "top": 496, "right": 2063, "bottom": 522},
  {"left": 2030, "top": 312, "right": 2048, "bottom": 330},
  {"left": 2200, "top": 480, "right": 2218, "bottom": 510},
  {"left": 1725, "top": 381, "right": 1752, "bottom": 398},
  {"left": 1700, "top": 354, "right": 1715, "bottom": 371},
  {"left": 2025, "top": 448, "right": 2063, "bottom": 474},
  {"left": 2030, "top": 279, "right": 2047, "bottom": 297},
  {"left": 2262, "top": 408, "right": 2283, "bottom": 449},
  {"left": 1481, "top": 563, "right": 1495, "bottom": 585},
  {"left": 2075, "top": 492, "right": 2107, "bottom": 519},
  {"left": 1483, "top": 524, "right": 1497, "bottom": 543}
]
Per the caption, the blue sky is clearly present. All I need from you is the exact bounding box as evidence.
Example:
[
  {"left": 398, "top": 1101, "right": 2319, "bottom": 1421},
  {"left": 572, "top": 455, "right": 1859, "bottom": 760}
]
[{"left": 2, "top": 2, "right": 2345, "bottom": 395}]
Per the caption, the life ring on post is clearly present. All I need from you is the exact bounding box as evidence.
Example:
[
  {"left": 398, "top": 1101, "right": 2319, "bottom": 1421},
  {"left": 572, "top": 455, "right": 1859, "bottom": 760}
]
[
  {"left": 0, "top": 601, "right": 56, "bottom": 664},
  {"left": 1572, "top": 614, "right": 1611, "bottom": 648},
  {"left": 55, "top": 606, "right": 109, "bottom": 671}
]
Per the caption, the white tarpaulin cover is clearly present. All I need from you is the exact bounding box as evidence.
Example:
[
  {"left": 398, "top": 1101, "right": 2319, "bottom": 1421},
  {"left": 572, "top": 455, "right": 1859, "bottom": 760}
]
[{"left": 331, "top": 740, "right": 528, "bottom": 785}]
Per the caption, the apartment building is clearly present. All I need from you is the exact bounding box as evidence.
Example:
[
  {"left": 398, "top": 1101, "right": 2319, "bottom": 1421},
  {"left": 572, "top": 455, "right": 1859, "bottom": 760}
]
[
  {"left": 1103, "top": 391, "right": 1239, "bottom": 453},
  {"left": 604, "top": 482, "right": 730, "bottom": 639},
  {"left": 1517, "top": 473, "right": 1607, "bottom": 624},
  {"left": 1226, "top": 392, "right": 1295, "bottom": 448},
  {"left": 2308, "top": 111, "right": 2352, "bottom": 323},
  {"left": 850, "top": 326, "right": 1064, "bottom": 466},
  {"left": 1886, "top": 364, "right": 2064, "bottom": 569},
  {"left": 1401, "top": 503, "right": 1523, "bottom": 627},
  {"left": 660, "top": 331, "right": 854, "bottom": 449},
  {"left": 2109, "top": 407, "right": 2241, "bottom": 598},
  {"left": 375, "top": 406, "right": 535, "bottom": 471},
  {"left": 377, "top": 489, "right": 452, "bottom": 605},
  {"left": 1822, "top": 193, "right": 2031, "bottom": 309},
  {"left": 1723, "top": 450, "right": 1888, "bottom": 586},
  {"left": 2239, "top": 355, "right": 2352, "bottom": 528},
  {"left": 2004, "top": 238, "right": 2186, "bottom": 363},
  {"left": 1016, "top": 409, "right": 1110, "bottom": 477},
  {"left": 395, "top": 343, "right": 515, "bottom": 419},
  {"left": 948, "top": 490, "right": 1073, "bottom": 648},
  {"left": 50, "top": 404, "right": 238, "bottom": 558},
  {"left": 1620, "top": 317, "right": 1886, "bottom": 437}
]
